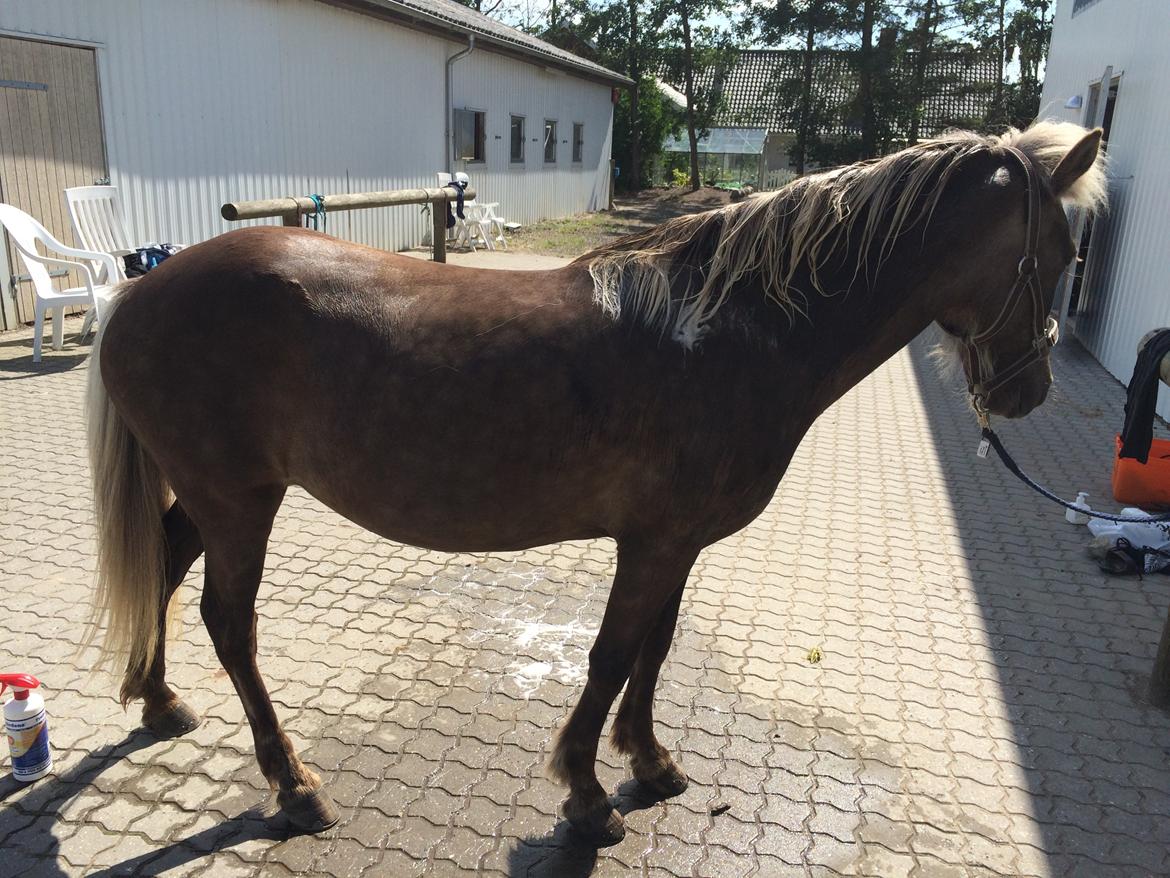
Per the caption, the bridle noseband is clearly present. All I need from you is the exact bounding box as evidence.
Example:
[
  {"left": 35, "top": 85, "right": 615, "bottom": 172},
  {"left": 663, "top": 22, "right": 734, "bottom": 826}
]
[{"left": 960, "top": 146, "right": 1060, "bottom": 426}]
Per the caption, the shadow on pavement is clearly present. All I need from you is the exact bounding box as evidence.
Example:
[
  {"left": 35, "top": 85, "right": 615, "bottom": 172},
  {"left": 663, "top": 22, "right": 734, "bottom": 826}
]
[
  {"left": 87, "top": 808, "right": 289, "bottom": 877},
  {"left": 506, "top": 778, "right": 675, "bottom": 877},
  {"left": 0, "top": 351, "right": 88, "bottom": 379},
  {"left": 0, "top": 320, "right": 92, "bottom": 378},
  {"left": 906, "top": 331, "right": 1170, "bottom": 875},
  {"left": 0, "top": 732, "right": 157, "bottom": 877}
]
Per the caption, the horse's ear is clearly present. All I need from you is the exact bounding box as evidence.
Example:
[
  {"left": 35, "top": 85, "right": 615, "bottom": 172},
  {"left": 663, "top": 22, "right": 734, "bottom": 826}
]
[{"left": 1051, "top": 128, "right": 1103, "bottom": 197}]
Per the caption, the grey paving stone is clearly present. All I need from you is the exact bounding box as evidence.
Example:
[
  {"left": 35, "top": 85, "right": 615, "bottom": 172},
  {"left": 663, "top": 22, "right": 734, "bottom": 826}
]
[{"left": 4, "top": 317, "right": 1169, "bottom": 876}]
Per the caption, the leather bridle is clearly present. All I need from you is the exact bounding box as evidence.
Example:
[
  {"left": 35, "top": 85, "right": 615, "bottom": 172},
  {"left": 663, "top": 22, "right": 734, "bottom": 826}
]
[{"left": 959, "top": 146, "right": 1060, "bottom": 426}]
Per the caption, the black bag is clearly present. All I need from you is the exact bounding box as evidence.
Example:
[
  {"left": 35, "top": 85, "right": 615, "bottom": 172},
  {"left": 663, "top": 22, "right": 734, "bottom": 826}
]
[{"left": 124, "top": 244, "right": 180, "bottom": 277}]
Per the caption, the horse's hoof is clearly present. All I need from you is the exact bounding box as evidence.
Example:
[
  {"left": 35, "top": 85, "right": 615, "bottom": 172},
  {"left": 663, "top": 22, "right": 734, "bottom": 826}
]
[
  {"left": 634, "top": 760, "right": 689, "bottom": 799},
  {"left": 143, "top": 700, "right": 201, "bottom": 739},
  {"left": 280, "top": 789, "right": 340, "bottom": 833},
  {"left": 566, "top": 804, "right": 625, "bottom": 847}
]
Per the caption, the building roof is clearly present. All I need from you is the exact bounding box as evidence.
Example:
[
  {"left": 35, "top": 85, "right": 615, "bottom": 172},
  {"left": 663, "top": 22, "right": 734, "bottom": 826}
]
[
  {"left": 330, "top": 0, "right": 632, "bottom": 86},
  {"left": 689, "top": 48, "right": 999, "bottom": 137}
]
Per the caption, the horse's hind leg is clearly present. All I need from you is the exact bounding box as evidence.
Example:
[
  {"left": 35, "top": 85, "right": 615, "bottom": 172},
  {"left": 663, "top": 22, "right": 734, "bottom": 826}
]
[
  {"left": 610, "top": 582, "right": 689, "bottom": 798},
  {"left": 548, "top": 541, "right": 698, "bottom": 846},
  {"left": 124, "top": 500, "right": 205, "bottom": 737},
  {"left": 198, "top": 487, "right": 338, "bottom": 832}
]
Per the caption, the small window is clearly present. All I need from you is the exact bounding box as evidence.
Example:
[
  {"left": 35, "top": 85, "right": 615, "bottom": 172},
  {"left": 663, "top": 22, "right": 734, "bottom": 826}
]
[
  {"left": 572, "top": 123, "right": 584, "bottom": 163},
  {"left": 544, "top": 120, "right": 557, "bottom": 164},
  {"left": 455, "top": 109, "right": 486, "bottom": 162},
  {"left": 510, "top": 115, "right": 525, "bottom": 163}
]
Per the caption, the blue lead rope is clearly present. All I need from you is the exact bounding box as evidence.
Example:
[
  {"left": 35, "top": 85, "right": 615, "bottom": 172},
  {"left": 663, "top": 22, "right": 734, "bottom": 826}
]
[
  {"left": 980, "top": 427, "right": 1170, "bottom": 523},
  {"left": 304, "top": 194, "right": 326, "bottom": 232}
]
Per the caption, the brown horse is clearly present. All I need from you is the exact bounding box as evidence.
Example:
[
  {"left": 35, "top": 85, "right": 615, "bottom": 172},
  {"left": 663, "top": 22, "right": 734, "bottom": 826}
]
[{"left": 88, "top": 122, "right": 1104, "bottom": 845}]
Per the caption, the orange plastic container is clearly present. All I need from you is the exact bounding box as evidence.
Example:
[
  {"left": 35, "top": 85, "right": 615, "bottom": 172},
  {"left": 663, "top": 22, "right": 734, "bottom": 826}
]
[{"left": 1112, "top": 435, "right": 1170, "bottom": 508}]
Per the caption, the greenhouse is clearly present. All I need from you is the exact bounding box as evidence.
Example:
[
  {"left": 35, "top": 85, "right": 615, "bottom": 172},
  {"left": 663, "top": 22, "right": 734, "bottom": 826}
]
[{"left": 661, "top": 127, "right": 766, "bottom": 188}]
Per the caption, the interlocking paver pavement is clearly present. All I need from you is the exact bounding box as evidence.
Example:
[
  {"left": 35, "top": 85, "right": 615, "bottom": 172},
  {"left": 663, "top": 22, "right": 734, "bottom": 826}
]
[{"left": 2, "top": 307, "right": 1169, "bottom": 877}]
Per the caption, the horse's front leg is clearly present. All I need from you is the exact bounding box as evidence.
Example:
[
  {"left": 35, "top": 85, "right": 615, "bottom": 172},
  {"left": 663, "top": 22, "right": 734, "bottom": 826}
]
[
  {"left": 610, "top": 582, "right": 689, "bottom": 797},
  {"left": 548, "top": 541, "right": 698, "bottom": 846}
]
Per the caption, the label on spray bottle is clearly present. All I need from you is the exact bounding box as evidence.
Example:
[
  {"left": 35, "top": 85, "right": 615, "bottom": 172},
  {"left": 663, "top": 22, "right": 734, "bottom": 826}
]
[{"left": 7, "top": 707, "right": 51, "bottom": 780}]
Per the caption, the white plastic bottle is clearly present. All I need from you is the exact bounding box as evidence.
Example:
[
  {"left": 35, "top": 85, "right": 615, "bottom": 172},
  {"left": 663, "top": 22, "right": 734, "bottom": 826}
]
[
  {"left": 1066, "top": 492, "right": 1091, "bottom": 525},
  {"left": 2, "top": 674, "right": 51, "bottom": 782}
]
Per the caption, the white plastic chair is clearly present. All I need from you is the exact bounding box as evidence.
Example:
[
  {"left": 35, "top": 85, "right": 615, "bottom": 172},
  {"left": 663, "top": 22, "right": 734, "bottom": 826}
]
[
  {"left": 64, "top": 186, "right": 135, "bottom": 282},
  {"left": 477, "top": 202, "right": 509, "bottom": 250},
  {"left": 0, "top": 203, "right": 119, "bottom": 362}
]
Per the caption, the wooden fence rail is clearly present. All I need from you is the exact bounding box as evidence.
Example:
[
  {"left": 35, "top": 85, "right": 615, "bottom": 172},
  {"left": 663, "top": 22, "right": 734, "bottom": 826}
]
[{"left": 220, "top": 186, "right": 476, "bottom": 263}]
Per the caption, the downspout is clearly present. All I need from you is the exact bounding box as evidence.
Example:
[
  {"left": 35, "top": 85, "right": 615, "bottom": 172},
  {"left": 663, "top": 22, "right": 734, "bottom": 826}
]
[{"left": 445, "top": 34, "right": 476, "bottom": 175}]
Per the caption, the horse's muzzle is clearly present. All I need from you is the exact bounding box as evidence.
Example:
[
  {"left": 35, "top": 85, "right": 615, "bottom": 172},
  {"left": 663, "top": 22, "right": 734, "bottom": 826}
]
[{"left": 987, "top": 368, "right": 1052, "bottom": 419}]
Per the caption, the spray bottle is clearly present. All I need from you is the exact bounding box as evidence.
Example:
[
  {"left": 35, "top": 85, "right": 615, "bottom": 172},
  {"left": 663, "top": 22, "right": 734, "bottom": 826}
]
[
  {"left": 2, "top": 674, "right": 52, "bottom": 782},
  {"left": 1066, "top": 492, "right": 1092, "bottom": 525}
]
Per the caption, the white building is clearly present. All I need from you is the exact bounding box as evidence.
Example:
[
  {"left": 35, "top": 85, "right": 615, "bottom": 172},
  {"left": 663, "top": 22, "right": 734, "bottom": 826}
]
[
  {"left": 1041, "top": 0, "right": 1170, "bottom": 417},
  {"left": 0, "top": 0, "right": 628, "bottom": 329}
]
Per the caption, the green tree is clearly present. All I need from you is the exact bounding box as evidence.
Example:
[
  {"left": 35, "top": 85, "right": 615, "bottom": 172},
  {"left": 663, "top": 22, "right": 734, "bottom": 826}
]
[
  {"left": 551, "top": 0, "right": 675, "bottom": 190},
  {"left": 753, "top": 0, "right": 854, "bottom": 173},
  {"left": 1005, "top": 0, "right": 1052, "bottom": 126},
  {"left": 653, "top": 0, "right": 736, "bottom": 189},
  {"left": 956, "top": 0, "right": 1013, "bottom": 128},
  {"left": 614, "top": 75, "right": 684, "bottom": 187}
]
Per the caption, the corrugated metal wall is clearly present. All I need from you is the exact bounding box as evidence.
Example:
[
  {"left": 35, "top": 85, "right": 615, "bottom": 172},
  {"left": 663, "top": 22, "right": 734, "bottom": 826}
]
[
  {"left": 452, "top": 49, "right": 614, "bottom": 222},
  {"left": 0, "top": 0, "right": 614, "bottom": 254},
  {"left": 1040, "top": 0, "right": 1170, "bottom": 419}
]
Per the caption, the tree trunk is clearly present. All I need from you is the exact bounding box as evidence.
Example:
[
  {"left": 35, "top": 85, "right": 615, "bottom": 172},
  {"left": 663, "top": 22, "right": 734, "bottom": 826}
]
[
  {"left": 907, "top": 0, "right": 936, "bottom": 145},
  {"left": 680, "top": 0, "right": 700, "bottom": 191},
  {"left": 627, "top": 0, "right": 641, "bottom": 190},
  {"left": 994, "top": 0, "right": 1005, "bottom": 124},
  {"left": 793, "top": 20, "right": 816, "bottom": 175},
  {"left": 859, "top": 0, "right": 876, "bottom": 159}
]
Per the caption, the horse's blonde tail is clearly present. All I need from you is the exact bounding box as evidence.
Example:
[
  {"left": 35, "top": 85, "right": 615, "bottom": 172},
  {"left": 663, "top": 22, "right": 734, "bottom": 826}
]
[{"left": 86, "top": 292, "right": 169, "bottom": 703}]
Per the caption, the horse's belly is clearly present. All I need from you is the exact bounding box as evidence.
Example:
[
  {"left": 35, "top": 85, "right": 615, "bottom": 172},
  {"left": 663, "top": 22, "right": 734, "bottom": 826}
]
[
  {"left": 288, "top": 411, "right": 625, "bottom": 552},
  {"left": 295, "top": 462, "right": 610, "bottom": 553}
]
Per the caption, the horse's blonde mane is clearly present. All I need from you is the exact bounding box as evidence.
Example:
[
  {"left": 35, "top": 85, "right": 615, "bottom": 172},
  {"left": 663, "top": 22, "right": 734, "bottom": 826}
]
[{"left": 580, "top": 120, "right": 1107, "bottom": 348}]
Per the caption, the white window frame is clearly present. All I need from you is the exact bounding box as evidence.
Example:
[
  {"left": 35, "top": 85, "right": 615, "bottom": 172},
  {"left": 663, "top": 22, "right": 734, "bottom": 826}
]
[
  {"left": 510, "top": 114, "right": 526, "bottom": 164},
  {"left": 543, "top": 119, "right": 558, "bottom": 164},
  {"left": 572, "top": 122, "right": 584, "bottom": 164}
]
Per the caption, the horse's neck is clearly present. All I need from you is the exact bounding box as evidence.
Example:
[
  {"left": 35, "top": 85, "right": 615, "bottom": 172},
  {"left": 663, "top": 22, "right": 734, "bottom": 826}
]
[{"left": 748, "top": 266, "right": 940, "bottom": 420}]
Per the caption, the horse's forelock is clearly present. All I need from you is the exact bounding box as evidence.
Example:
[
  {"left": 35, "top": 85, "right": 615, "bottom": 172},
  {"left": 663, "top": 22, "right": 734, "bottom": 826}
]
[{"left": 997, "top": 120, "right": 1109, "bottom": 213}]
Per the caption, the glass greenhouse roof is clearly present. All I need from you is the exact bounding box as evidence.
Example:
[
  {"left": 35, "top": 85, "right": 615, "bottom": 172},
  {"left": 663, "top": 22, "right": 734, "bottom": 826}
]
[{"left": 663, "top": 127, "right": 766, "bottom": 155}]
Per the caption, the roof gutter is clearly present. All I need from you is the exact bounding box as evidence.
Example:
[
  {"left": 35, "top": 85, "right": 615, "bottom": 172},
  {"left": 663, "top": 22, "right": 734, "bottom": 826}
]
[{"left": 445, "top": 34, "right": 475, "bottom": 175}]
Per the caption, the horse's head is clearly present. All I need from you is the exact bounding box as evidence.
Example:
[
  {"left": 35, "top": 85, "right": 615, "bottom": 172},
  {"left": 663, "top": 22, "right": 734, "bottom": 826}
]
[{"left": 936, "top": 125, "right": 1105, "bottom": 421}]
